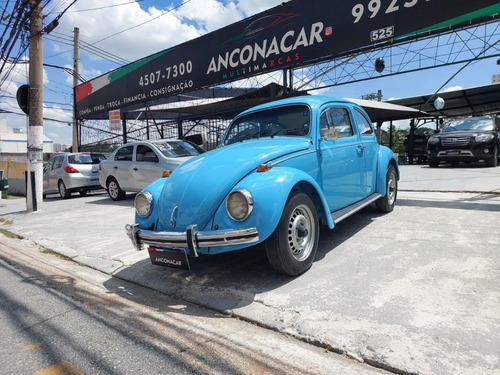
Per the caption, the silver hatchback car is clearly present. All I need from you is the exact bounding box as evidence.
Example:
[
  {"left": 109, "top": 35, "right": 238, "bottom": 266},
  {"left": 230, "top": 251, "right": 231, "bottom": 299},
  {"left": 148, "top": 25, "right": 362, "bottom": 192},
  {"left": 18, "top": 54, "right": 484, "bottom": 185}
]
[
  {"left": 99, "top": 139, "right": 205, "bottom": 200},
  {"left": 43, "top": 152, "right": 107, "bottom": 199}
]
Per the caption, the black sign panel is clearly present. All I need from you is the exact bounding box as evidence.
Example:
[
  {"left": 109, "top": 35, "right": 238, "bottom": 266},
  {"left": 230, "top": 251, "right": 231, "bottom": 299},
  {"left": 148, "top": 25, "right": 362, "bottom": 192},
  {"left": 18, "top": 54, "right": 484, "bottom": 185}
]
[{"left": 75, "top": 0, "right": 500, "bottom": 118}]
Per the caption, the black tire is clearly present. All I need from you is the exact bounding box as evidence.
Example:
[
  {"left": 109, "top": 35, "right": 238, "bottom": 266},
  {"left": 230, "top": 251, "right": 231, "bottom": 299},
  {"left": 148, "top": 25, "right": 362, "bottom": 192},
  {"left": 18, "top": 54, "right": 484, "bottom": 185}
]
[
  {"left": 107, "top": 177, "right": 126, "bottom": 201},
  {"left": 485, "top": 146, "right": 497, "bottom": 168},
  {"left": 428, "top": 158, "right": 439, "bottom": 168},
  {"left": 265, "top": 192, "right": 319, "bottom": 276},
  {"left": 376, "top": 165, "right": 398, "bottom": 213},
  {"left": 58, "top": 180, "right": 71, "bottom": 199}
]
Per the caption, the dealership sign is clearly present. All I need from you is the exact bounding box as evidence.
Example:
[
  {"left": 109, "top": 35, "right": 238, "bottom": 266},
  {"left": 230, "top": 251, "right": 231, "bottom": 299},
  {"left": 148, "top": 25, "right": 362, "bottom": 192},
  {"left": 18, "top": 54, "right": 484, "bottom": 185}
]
[{"left": 75, "top": 0, "right": 500, "bottom": 118}]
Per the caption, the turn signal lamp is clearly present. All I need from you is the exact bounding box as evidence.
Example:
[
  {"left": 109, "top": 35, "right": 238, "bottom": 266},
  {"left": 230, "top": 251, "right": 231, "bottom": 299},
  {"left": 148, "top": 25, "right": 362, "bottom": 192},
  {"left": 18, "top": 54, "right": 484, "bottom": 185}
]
[
  {"left": 162, "top": 170, "right": 172, "bottom": 177},
  {"left": 257, "top": 164, "right": 270, "bottom": 172}
]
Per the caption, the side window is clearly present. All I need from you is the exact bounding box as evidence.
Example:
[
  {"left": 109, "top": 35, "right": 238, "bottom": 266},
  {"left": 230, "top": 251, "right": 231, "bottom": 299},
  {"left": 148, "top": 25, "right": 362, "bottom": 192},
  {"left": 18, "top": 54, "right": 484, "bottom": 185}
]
[
  {"left": 44, "top": 159, "right": 55, "bottom": 172},
  {"left": 319, "top": 107, "right": 354, "bottom": 139},
  {"left": 53, "top": 156, "right": 63, "bottom": 169},
  {"left": 136, "top": 145, "right": 158, "bottom": 162},
  {"left": 115, "top": 145, "right": 133, "bottom": 161},
  {"left": 354, "top": 109, "right": 374, "bottom": 136}
]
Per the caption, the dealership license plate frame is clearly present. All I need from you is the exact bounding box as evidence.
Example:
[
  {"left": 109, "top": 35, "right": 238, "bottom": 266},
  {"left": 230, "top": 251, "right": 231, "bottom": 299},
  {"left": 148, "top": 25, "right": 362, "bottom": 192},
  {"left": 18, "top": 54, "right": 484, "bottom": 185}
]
[{"left": 148, "top": 247, "right": 190, "bottom": 271}]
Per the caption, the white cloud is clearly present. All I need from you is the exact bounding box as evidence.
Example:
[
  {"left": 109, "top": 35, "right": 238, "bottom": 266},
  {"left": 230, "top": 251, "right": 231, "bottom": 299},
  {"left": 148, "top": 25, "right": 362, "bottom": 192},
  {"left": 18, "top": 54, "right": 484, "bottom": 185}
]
[{"left": 443, "top": 85, "right": 463, "bottom": 93}]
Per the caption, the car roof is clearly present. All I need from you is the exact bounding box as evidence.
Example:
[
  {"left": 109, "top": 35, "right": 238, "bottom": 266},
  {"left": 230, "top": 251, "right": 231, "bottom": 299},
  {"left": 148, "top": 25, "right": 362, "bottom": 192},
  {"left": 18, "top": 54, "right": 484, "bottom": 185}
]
[{"left": 237, "top": 95, "right": 351, "bottom": 116}]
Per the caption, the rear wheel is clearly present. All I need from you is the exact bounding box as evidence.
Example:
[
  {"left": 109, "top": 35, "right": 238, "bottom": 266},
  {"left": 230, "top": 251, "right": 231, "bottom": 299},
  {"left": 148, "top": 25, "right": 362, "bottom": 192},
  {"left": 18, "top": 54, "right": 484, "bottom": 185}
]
[
  {"left": 376, "top": 165, "right": 398, "bottom": 213},
  {"left": 107, "top": 177, "right": 126, "bottom": 201},
  {"left": 265, "top": 192, "right": 319, "bottom": 276},
  {"left": 58, "top": 180, "right": 71, "bottom": 199},
  {"left": 428, "top": 158, "right": 439, "bottom": 168}
]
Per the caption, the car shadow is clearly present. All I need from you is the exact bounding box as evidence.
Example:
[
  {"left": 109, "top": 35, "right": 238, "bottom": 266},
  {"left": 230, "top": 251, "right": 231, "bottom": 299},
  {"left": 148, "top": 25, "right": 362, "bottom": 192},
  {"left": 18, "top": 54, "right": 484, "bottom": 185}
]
[
  {"left": 397, "top": 193, "right": 500, "bottom": 212},
  {"left": 108, "top": 204, "right": 383, "bottom": 314}
]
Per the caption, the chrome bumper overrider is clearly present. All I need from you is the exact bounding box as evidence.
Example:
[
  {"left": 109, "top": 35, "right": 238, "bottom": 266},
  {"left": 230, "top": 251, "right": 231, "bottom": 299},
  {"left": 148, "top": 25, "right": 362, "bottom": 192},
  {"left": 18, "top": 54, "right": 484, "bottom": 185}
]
[{"left": 125, "top": 223, "right": 259, "bottom": 257}]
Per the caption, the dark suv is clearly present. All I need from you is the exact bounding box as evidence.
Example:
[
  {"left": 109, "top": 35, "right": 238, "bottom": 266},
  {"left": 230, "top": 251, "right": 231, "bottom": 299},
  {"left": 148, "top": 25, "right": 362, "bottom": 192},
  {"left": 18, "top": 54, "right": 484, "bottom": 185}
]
[{"left": 426, "top": 116, "right": 499, "bottom": 168}]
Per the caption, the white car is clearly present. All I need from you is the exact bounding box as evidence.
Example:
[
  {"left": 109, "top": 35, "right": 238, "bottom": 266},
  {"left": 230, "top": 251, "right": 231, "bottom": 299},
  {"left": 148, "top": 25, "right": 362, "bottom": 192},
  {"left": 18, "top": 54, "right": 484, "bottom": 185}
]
[{"left": 99, "top": 139, "right": 205, "bottom": 200}]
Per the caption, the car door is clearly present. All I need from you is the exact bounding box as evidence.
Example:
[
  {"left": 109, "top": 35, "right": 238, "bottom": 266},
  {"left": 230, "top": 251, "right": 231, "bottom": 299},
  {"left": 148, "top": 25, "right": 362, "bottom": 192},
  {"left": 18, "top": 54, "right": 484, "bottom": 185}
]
[
  {"left": 319, "top": 106, "right": 365, "bottom": 211},
  {"left": 133, "top": 144, "right": 164, "bottom": 189},
  {"left": 47, "top": 156, "right": 64, "bottom": 192},
  {"left": 352, "top": 108, "right": 378, "bottom": 195},
  {"left": 43, "top": 158, "right": 55, "bottom": 193},
  {"left": 112, "top": 145, "right": 135, "bottom": 190}
]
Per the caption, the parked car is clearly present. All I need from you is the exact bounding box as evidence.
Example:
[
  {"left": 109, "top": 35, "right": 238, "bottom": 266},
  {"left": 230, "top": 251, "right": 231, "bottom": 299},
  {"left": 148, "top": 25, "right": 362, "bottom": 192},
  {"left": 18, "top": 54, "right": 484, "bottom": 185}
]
[
  {"left": 125, "top": 96, "right": 399, "bottom": 276},
  {"left": 427, "top": 116, "right": 499, "bottom": 167},
  {"left": 99, "top": 139, "right": 205, "bottom": 200},
  {"left": 404, "top": 134, "right": 429, "bottom": 164},
  {"left": 43, "top": 152, "right": 106, "bottom": 199}
]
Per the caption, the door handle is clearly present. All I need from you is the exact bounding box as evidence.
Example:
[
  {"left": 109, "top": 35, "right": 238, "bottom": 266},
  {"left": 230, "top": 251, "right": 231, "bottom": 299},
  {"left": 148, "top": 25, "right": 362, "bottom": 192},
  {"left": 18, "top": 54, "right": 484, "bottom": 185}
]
[
  {"left": 133, "top": 167, "right": 138, "bottom": 171},
  {"left": 357, "top": 145, "right": 366, "bottom": 150},
  {"left": 113, "top": 166, "right": 118, "bottom": 169}
]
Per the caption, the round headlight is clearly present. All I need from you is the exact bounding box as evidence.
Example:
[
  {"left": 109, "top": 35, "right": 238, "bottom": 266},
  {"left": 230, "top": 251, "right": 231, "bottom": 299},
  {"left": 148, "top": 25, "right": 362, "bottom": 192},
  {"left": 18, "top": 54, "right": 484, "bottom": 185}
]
[
  {"left": 135, "top": 191, "right": 153, "bottom": 217},
  {"left": 226, "top": 189, "right": 253, "bottom": 221}
]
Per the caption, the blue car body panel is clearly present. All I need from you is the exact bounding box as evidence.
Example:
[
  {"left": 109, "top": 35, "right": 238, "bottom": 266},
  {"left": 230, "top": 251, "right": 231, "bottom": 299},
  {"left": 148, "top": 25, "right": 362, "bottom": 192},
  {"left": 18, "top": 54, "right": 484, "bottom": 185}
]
[{"left": 132, "top": 95, "right": 399, "bottom": 257}]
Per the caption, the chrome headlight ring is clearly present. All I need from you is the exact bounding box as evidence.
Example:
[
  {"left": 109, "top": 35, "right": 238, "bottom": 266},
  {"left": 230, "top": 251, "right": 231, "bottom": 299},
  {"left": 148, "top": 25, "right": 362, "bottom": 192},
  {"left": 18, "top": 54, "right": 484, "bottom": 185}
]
[
  {"left": 226, "top": 188, "right": 254, "bottom": 222},
  {"left": 135, "top": 191, "right": 153, "bottom": 218}
]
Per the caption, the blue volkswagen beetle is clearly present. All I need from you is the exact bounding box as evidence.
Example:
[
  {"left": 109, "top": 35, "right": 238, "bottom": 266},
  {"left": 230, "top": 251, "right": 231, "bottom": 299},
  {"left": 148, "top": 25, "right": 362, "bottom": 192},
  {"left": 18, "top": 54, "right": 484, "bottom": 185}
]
[{"left": 126, "top": 96, "right": 399, "bottom": 276}]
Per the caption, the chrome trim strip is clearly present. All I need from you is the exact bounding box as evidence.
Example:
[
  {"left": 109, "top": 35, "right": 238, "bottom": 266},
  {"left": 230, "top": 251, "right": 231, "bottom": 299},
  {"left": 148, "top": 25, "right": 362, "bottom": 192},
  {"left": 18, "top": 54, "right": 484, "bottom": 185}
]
[
  {"left": 269, "top": 149, "right": 316, "bottom": 166},
  {"left": 331, "top": 193, "right": 381, "bottom": 224},
  {"left": 125, "top": 224, "right": 259, "bottom": 254}
]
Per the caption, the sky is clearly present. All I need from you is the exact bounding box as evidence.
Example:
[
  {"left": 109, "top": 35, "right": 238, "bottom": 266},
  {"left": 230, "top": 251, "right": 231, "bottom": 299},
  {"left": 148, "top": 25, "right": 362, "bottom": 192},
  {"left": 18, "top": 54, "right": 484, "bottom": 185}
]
[{"left": 0, "top": 0, "right": 499, "bottom": 145}]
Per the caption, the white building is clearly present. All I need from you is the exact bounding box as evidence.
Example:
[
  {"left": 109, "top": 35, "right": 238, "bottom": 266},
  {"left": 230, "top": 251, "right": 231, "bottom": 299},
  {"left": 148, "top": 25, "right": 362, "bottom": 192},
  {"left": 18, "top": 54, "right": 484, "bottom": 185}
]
[{"left": 0, "top": 118, "right": 54, "bottom": 158}]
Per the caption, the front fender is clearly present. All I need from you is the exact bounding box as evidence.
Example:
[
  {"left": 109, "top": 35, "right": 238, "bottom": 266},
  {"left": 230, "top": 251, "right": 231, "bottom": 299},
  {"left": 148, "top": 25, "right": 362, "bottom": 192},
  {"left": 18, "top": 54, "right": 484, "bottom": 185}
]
[
  {"left": 211, "top": 166, "right": 333, "bottom": 252},
  {"left": 376, "top": 146, "right": 399, "bottom": 196}
]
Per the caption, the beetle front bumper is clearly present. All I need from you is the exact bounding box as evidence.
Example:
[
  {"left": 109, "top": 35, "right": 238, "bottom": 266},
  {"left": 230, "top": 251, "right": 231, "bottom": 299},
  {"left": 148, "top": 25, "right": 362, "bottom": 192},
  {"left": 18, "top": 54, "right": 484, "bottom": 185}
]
[{"left": 125, "top": 223, "right": 259, "bottom": 257}]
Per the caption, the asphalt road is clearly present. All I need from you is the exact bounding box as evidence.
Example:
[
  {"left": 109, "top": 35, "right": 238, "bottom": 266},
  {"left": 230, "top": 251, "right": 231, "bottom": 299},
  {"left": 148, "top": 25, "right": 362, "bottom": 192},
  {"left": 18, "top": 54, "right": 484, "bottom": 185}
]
[
  {"left": 1, "top": 234, "right": 383, "bottom": 375},
  {"left": 1, "top": 164, "right": 499, "bottom": 374}
]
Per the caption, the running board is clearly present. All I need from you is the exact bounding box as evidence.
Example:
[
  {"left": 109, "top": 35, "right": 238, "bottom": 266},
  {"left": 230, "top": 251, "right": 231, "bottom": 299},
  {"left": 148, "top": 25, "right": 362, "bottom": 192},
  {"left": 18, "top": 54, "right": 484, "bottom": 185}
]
[{"left": 331, "top": 193, "right": 381, "bottom": 224}]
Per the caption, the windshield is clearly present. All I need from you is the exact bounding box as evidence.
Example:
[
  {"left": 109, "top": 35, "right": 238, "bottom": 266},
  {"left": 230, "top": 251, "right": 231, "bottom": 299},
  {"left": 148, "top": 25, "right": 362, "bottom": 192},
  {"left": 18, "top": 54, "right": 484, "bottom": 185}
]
[
  {"left": 223, "top": 104, "right": 311, "bottom": 145},
  {"left": 154, "top": 140, "right": 205, "bottom": 158},
  {"left": 68, "top": 153, "right": 106, "bottom": 164},
  {"left": 443, "top": 117, "right": 494, "bottom": 132}
]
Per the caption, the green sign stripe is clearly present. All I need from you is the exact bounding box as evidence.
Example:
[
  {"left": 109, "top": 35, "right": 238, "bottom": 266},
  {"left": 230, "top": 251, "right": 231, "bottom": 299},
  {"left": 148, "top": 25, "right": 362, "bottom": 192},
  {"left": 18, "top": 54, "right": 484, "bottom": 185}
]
[
  {"left": 396, "top": 4, "right": 500, "bottom": 40},
  {"left": 108, "top": 49, "right": 173, "bottom": 83}
]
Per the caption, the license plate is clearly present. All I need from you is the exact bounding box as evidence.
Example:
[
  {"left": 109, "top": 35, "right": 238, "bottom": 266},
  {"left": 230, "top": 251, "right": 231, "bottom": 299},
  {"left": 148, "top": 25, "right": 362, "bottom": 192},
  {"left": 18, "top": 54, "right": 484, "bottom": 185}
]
[
  {"left": 148, "top": 247, "right": 190, "bottom": 271},
  {"left": 445, "top": 150, "right": 459, "bottom": 155}
]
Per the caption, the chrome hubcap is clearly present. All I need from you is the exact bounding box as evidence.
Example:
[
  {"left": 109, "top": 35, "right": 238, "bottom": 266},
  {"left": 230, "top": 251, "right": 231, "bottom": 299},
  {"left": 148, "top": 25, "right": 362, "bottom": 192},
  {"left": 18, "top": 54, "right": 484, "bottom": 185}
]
[{"left": 287, "top": 204, "right": 315, "bottom": 261}]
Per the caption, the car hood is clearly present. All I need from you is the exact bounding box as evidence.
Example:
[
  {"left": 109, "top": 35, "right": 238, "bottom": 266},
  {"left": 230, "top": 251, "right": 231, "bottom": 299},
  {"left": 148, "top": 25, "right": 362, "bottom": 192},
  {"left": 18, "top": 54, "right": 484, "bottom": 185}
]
[{"left": 154, "top": 138, "right": 311, "bottom": 231}]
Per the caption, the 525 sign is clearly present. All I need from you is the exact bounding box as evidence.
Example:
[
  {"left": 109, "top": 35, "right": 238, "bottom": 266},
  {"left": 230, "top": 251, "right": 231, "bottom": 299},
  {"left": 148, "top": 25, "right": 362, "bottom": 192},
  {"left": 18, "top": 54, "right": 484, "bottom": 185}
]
[
  {"left": 370, "top": 26, "right": 394, "bottom": 41},
  {"left": 351, "top": 0, "right": 431, "bottom": 24}
]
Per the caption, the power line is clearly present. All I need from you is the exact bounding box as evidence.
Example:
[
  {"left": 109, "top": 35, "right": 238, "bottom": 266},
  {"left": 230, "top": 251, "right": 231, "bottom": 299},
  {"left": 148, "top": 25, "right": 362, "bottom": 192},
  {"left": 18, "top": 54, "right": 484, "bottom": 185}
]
[{"left": 93, "top": 0, "right": 193, "bottom": 45}]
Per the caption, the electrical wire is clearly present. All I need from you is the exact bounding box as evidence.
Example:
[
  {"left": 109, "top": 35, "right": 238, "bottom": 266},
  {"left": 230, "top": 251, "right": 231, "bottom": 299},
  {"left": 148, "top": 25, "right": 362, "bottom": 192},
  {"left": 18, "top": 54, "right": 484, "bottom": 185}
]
[{"left": 93, "top": 0, "right": 193, "bottom": 45}]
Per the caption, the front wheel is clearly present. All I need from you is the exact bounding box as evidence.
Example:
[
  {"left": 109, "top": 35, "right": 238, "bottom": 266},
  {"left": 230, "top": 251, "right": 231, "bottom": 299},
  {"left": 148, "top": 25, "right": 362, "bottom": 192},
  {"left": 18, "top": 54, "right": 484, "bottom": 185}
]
[
  {"left": 107, "top": 177, "right": 126, "bottom": 201},
  {"left": 265, "top": 192, "right": 319, "bottom": 276},
  {"left": 485, "top": 146, "right": 497, "bottom": 168},
  {"left": 376, "top": 165, "right": 398, "bottom": 213}
]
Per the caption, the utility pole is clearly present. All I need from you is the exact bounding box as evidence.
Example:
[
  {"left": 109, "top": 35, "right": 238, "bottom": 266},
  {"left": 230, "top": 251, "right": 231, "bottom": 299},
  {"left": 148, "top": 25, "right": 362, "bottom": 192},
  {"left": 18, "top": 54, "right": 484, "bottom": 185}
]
[
  {"left": 27, "top": 0, "right": 44, "bottom": 211},
  {"left": 72, "top": 27, "right": 79, "bottom": 152}
]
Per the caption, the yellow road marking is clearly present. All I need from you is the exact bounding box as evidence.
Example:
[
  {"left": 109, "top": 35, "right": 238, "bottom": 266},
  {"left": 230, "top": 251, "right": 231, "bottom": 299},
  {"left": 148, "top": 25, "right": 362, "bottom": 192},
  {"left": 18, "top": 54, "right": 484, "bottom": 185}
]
[
  {"left": 35, "top": 361, "right": 82, "bottom": 375},
  {"left": 22, "top": 342, "right": 42, "bottom": 351}
]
